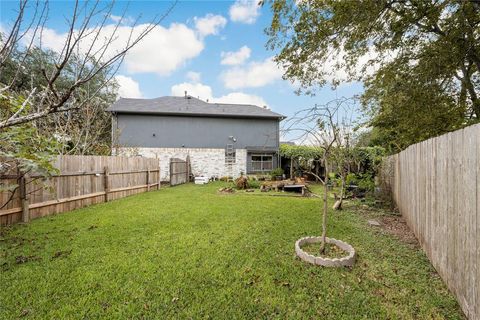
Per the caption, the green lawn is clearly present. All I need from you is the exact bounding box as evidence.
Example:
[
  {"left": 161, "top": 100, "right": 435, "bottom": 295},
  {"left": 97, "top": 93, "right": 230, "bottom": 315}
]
[{"left": 0, "top": 182, "right": 463, "bottom": 319}]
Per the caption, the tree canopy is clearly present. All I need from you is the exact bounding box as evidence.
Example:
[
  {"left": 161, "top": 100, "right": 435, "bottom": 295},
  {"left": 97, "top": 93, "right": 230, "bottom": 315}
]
[
  {"left": 1, "top": 47, "right": 118, "bottom": 155},
  {"left": 266, "top": 0, "right": 480, "bottom": 152},
  {"left": 279, "top": 144, "right": 324, "bottom": 159}
]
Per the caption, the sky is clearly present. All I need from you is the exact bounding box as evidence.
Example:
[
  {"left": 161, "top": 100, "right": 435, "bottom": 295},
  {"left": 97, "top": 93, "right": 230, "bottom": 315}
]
[{"left": 0, "top": 0, "right": 364, "bottom": 140}]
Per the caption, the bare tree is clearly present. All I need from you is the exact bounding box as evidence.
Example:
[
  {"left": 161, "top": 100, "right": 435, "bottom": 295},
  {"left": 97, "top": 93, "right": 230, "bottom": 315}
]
[
  {"left": 331, "top": 110, "right": 356, "bottom": 211},
  {"left": 0, "top": 0, "right": 176, "bottom": 209},
  {"left": 282, "top": 97, "right": 357, "bottom": 253},
  {"left": 0, "top": 0, "right": 176, "bottom": 129}
]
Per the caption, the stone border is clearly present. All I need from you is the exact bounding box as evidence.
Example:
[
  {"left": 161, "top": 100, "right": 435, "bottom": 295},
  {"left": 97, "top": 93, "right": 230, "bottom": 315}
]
[{"left": 295, "top": 236, "right": 356, "bottom": 267}]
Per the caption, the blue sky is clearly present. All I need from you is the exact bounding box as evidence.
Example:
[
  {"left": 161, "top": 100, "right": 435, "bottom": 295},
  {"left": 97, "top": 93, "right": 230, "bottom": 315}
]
[{"left": 0, "top": 0, "right": 363, "bottom": 135}]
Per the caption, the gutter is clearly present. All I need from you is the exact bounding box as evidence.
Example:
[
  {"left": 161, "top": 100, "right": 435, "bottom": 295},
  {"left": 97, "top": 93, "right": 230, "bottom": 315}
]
[{"left": 106, "top": 110, "right": 286, "bottom": 120}]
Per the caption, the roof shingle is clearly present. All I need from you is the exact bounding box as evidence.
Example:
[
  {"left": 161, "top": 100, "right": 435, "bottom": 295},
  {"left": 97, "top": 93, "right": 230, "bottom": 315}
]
[{"left": 107, "top": 96, "right": 285, "bottom": 119}]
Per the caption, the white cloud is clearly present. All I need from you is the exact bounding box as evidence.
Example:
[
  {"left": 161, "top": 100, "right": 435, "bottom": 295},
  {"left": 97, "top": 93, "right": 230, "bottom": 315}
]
[
  {"left": 170, "top": 81, "right": 268, "bottom": 107},
  {"left": 212, "top": 92, "right": 267, "bottom": 107},
  {"left": 186, "top": 71, "right": 201, "bottom": 83},
  {"left": 221, "top": 57, "right": 283, "bottom": 89},
  {"left": 109, "top": 14, "right": 135, "bottom": 25},
  {"left": 229, "top": 0, "right": 261, "bottom": 24},
  {"left": 110, "top": 15, "right": 122, "bottom": 23},
  {"left": 194, "top": 14, "right": 227, "bottom": 37},
  {"left": 35, "top": 27, "right": 66, "bottom": 52},
  {"left": 171, "top": 82, "right": 213, "bottom": 100},
  {"left": 220, "top": 45, "right": 251, "bottom": 65},
  {"left": 115, "top": 75, "right": 142, "bottom": 98},
  {"left": 26, "top": 21, "right": 214, "bottom": 76},
  {"left": 124, "top": 23, "right": 203, "bottom": 75},
  {"left": 297, "top": 47, "right": 382, "bottom": 86}
]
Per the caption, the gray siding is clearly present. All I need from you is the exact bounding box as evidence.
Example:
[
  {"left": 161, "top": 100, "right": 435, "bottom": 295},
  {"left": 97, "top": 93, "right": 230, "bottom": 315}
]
[{"left": 116, "top": 114, "right": 279, "bottom": 149}]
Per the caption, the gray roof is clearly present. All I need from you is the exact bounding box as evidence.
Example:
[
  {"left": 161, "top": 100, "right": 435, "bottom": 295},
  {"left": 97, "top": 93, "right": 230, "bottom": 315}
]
[{"left": 107, "top": 96, "right": 285, "bottom": 119}]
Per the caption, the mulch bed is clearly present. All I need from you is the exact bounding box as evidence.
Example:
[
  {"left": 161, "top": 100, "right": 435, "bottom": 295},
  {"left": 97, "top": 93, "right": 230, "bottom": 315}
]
[{"left": 379, "top": 215, "right": 419, "bottom": 247}]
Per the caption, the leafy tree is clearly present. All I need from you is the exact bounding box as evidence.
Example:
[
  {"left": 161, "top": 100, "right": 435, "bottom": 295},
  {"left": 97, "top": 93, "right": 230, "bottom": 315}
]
[
  {"left": 0, "top": 93, "right": 60, "bottom": 208},
  {"left": 279, "top": 144, "right": 324, "bottom": 178},
  {"left": 279, "top": 144, "right": 324, "bottom": 160},
  {"left": 1, "top": 48, "right": 118, "bottom": 155},
  {"left": 265, "top": 0, "right": 480, "bottom": 151}
]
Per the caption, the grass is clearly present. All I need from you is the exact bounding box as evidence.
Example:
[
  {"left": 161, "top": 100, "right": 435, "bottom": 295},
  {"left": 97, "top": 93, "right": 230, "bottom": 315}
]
[{"left": 0, "top": 182, "right": 464, "bottom": 319}]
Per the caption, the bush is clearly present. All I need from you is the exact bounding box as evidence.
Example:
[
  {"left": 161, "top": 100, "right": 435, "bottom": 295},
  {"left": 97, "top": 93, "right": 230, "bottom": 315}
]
[
  {"left": 345, "top": 173, "right": 357, "bottom": 186},
  {"left": 270, "top": 167, "right": 284, "bottom": 179},
  {"left": 248, "top": 180, "right": 261, "bottom": 189},
  {"left": 357, "top": 173, "right": 375, "bottom": 192},
  {"left": 344, "top": 173, "right": 375, "bottom": 192}
]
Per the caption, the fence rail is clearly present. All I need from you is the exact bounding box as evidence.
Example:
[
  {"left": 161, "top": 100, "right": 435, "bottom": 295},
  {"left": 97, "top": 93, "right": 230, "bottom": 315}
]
[
  {"left": 379, "top": 123, "right": 479, "bottom": 320},
  {"left": 0, "top": 155, "right": 160, "bottom": 225}
]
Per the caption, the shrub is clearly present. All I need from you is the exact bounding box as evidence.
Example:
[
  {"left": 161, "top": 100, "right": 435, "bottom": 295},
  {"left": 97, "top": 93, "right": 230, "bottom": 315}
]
[
  {"left": 344, "top": 173, "right": 375, "bottom": 192},
  {"left": 270, "top": 167, "right": 284, "bottom": 179},
  {"left": 345, "top": 173, "right": 357, "bottom": 186},
  {"left": 357, "top": 173, "right": 375, "bottom": 192},
  {"left": 248, "top": 180, "right": 261, "bottom": 189}
]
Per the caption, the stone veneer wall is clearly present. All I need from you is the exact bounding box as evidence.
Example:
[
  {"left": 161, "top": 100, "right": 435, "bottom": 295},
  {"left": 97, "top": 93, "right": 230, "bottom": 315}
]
[{"left": 116, "top": 147, "right": 247, "bottom": 181}]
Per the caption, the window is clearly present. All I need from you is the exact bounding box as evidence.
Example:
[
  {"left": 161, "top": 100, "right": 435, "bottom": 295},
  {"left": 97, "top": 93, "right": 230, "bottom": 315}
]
[{"left": 250, "top": 154, "right": 273, "bottom": 172}]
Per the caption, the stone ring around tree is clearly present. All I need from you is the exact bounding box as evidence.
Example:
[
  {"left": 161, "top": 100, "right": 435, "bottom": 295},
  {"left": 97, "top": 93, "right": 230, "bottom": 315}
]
[{"left": 295, "top": 236, "right": 356, "bottom": 267}]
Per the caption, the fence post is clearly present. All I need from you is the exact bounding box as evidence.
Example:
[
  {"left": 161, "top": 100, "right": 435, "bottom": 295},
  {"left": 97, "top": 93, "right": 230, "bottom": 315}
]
[
  {"left": 157, "top": 162, "right": 161, "bottom": 190},
  {"left": 19, "top": 174, "right": 29, "bottom": 223},
  {"left": 169, "top": 158, "right": 172, "bottom": 185},
  {"left": 186, "top": 155, "right": 190, "bottom": 183},
  {"left": 146, "top": 168, "right": 150, "bottom": 192},
  {"left": 104, "top": 166, "right": 110, "bottom": 202}
]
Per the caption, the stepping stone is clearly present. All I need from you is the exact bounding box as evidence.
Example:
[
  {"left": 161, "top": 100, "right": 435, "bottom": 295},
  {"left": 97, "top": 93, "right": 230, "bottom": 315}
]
[{"left": 368, "top": 219, "right": 381, "bottom": 227}]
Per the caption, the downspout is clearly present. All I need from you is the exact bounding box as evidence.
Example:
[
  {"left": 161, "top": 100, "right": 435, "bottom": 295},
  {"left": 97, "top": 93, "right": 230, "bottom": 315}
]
[{"left": 277, "top": 118, "right": 281, "bottom": 170}]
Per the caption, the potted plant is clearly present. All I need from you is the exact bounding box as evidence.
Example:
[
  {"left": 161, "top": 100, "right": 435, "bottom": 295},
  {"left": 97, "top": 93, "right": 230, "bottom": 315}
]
[{"left": 270, "top": 167, "right": 284, "bottom": 181}]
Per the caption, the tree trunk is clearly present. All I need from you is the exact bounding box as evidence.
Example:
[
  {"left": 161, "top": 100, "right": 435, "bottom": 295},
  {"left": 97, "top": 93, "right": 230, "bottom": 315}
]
[
  {"left": 319, "top": 159, "right": 328, "bottom": 254},
  {"left": 290, "top": 157, "right": 294, "bottom": 179},
  {"left": 333, "top": 175, "right": 345, "bottom": 210}
]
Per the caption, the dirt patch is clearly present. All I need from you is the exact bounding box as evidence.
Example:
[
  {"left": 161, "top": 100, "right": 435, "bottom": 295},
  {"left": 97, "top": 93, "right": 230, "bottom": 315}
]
[
  {"left": 51, "top": 249, "right": 72, "bottom": 260},
  {"left": 301, "top": 242, "right": 348, "bottom": 259},
  {"left": 350, "top": 201, "right": 418, "bottom": 247},
  {"left": 15, "top": 255, "right": 41, "bottom": 264},
  {"left": 379, "top": 215, "right": 418, "bottom": 247}
]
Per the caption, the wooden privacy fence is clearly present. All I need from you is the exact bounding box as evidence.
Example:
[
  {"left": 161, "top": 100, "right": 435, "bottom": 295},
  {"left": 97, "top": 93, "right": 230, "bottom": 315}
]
[
  {"left": 169, "top": 156, "right": 190, "bottom": 186},
  {"left": 379, "top": 123, "right": 479, "bottom": 320},
  {"left": 0, "top": 155, "right": 160, "bottom": 226}
]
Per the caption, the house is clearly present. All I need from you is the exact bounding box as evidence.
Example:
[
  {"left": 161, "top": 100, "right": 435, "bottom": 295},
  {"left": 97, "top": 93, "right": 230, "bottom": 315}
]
[{"left": 107, "top": 95, "right": 285, "bottom": 180}]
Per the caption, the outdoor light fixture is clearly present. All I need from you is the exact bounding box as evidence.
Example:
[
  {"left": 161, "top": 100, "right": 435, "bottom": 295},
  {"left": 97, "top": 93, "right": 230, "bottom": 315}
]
[{"left": 152, "top": 133, "right": 156, "bottom": 137}]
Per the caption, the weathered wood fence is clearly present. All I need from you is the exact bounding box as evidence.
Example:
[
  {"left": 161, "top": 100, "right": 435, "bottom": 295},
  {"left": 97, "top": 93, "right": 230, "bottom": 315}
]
[
  {"left": 0, "top": 155, "right": 160, "bottom": 226},
  {"left": 379, "top": 123, "right": 479, "bottom": 319},
  {"left": 169, "top": 156, "right": 190, "bottom": 186}
]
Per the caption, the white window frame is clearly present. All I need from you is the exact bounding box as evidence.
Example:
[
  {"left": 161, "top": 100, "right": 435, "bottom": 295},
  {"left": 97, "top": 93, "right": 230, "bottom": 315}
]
[{"left": 250, "top": 154, "right": 273, "bottom": 172}]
